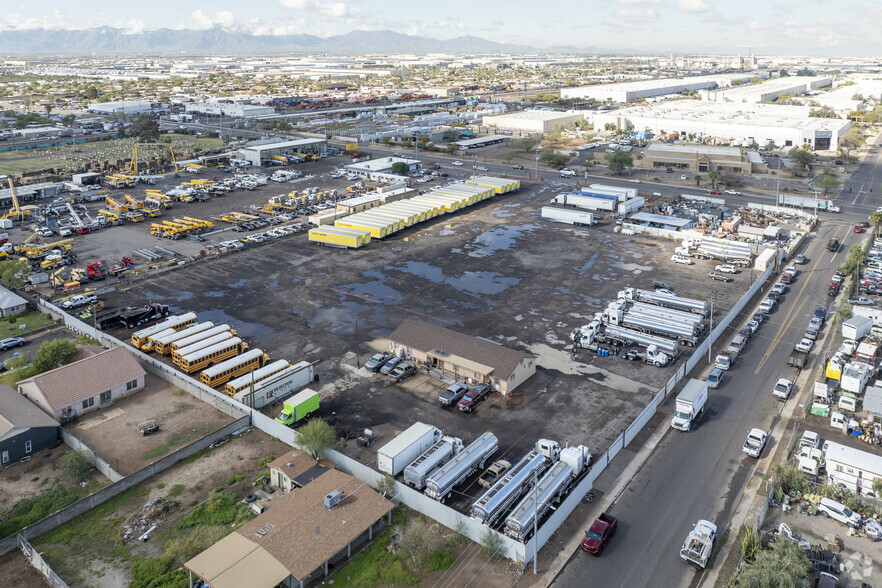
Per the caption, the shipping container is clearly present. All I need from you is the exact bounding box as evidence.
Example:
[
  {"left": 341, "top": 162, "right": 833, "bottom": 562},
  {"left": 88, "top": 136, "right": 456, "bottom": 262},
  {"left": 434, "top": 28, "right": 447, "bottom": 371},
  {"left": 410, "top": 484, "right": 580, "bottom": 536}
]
[{"left": 309, "top": 225, "right": 371, "bottom": 248}]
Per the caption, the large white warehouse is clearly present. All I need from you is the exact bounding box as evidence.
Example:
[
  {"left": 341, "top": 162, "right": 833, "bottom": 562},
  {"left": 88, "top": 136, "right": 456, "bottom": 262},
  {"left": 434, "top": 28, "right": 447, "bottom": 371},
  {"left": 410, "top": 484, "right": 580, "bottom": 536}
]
[
  {"left": 592, "top": 100, "right": 850, "bottom": 151},
  {"left": 705, "top": 76, "right": 831, "bottom": 103},
  {"left": 561, "top": 72, "right": 770, "bottom": 103},
  {"left": 482, "top": 110, "right": 584, "bottom": 134}
]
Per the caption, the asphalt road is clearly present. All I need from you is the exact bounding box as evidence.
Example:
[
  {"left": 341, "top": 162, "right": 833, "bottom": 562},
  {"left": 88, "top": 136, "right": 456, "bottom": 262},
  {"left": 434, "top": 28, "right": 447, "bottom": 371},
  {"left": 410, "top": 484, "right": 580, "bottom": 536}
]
[{"left": 550, "top": 138, "right": 882, "bottom": 586}]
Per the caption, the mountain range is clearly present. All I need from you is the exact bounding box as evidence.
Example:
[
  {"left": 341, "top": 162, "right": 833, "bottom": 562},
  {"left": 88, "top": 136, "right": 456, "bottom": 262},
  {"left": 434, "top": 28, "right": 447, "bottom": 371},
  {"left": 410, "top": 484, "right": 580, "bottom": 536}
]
[{"left": 0, "top": 27, "right": 588, "bottom": 54}]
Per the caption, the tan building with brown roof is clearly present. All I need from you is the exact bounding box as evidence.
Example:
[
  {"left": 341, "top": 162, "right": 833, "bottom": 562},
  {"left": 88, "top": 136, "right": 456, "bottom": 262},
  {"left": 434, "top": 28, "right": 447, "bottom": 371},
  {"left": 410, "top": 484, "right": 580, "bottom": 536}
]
[
  {"left": 388, "top": 319, "right": 536, "bottom": 395},
  {"left": 186, "top": 468, "right": 393, "bottom": 588},
  {"left": 18, "top": 347, "right": 145, "bottom": 421}
]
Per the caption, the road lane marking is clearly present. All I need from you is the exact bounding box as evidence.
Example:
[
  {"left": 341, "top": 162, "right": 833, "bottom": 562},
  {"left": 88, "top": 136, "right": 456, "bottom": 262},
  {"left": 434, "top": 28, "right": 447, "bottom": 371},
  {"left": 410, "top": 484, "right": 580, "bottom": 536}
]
[
  {"left": 754, "top": 226, "right": 846, "bottom": 375},
  {"left": 853, "top": 185, "right": 864, "bottom": 205}
]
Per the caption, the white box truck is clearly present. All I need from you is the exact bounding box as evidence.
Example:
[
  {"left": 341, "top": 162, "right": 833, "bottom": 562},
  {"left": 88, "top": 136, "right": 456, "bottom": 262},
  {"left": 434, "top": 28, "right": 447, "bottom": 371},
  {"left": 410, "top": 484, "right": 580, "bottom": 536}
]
[
  {"left": 377, "top": 422, "right": 443, "bottom": 476},
  {"left": 671, "top": 379, "right": 708, "bottom": 431},
  {"left": 842, "top": 316, "right": 873, "bottom": 341}
]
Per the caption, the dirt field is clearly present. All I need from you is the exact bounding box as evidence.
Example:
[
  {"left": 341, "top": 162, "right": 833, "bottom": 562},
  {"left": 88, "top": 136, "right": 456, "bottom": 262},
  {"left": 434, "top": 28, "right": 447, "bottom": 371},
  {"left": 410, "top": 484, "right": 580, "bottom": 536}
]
[
  {"left": 97, "top": 172, "right": 751, "bottom": 518},
  {"left": 24, "top": 428, "right": 291, "bottom": 588},
  {"left": 0, "top": 550, "right": 49, "bottom": 588},
  {"left": 64, "top": 372, "right": 236, "bottom": 475}
]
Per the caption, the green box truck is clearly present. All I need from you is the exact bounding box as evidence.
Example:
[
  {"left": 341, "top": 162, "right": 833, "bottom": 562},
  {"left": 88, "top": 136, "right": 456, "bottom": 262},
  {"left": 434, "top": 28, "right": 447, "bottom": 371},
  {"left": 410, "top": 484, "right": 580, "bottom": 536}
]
[{"left": 274, "top": 388, "right": 320, "bottom": 426}]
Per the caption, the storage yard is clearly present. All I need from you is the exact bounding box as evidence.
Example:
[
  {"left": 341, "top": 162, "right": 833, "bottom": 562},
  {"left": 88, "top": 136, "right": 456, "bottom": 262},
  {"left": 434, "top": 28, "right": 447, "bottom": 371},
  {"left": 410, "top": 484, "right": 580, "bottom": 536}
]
[{"left": 90, "top": 162, "right": 756, "bottom": 523}]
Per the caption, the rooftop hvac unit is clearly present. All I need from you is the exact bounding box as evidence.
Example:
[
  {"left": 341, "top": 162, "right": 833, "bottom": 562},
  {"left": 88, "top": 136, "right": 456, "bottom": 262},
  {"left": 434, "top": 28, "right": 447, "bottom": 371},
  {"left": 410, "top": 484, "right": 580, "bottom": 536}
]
[{"left": 324, "top": 490, "right": 342, "bottom": 509}]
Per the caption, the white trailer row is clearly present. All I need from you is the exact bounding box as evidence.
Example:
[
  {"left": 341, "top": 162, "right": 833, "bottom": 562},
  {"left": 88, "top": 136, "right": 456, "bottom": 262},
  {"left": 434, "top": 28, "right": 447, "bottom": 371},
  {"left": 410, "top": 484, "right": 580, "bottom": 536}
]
[
  {"left": 425, "top": 432, "right": 499, "bottom": 502},
  {"left": 504, "top": 445, "right": 592, "bottom": 542},
  {"left": 377, "top": 422, "right": 443, "bottom": 476},
  {"left": 550, "top": 193, "right": 617, "bottom": 212},
  {"left": 541, "top": 206, "right": 597, "bottom": 226},
  {"left": 471, "top": 440, "right": 561, "bottom": 527}
]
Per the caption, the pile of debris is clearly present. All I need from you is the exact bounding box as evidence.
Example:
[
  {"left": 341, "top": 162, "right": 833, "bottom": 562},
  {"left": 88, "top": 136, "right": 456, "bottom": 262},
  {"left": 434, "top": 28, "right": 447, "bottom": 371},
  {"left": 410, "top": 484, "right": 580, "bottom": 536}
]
[{"left": 122, "top": 497, "right": 179, "bottom": 543}]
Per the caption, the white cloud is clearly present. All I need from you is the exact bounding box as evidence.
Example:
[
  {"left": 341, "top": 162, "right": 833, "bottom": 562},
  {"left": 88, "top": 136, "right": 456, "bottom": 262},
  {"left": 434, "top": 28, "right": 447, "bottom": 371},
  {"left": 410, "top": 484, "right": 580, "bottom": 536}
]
[
  {"left": 614, "top": 7, "right": 658, "bottom": 19},
  {"left": 617, "top": 0, "right": 661, "bottom": 3},
  {"left": 190, "top": 10, "right": 236, "bottom": 30},
  {"left": 279, "top": 0, "right": 358, "bottom": 18},
  {"left": 244, "top": 17, "right": 307, "bottom": 36},
  {"left": 677, "top": 0, "right": 711, "bottom": 13},
  {"left": 120, "top": 19, "right": 146, "bottom": 35}
]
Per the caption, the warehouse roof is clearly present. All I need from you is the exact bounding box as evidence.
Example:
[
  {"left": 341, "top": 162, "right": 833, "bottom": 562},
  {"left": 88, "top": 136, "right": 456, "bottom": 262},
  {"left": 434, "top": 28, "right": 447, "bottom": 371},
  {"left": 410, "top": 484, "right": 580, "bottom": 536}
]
[
  {"left": 389, "top": 319, "right": 533, "bottom": 380},
  {"left": 19, "top": 347, "right": 145, "bottom": 413},
  {"left": 645, "top": 143, "right": 742, "bottom": 157},
  {"left": 186, "top": 469, "right": 392, "bottom": 586},
  {"left": 629, "top": 212, "right": 693, "bottom": 227},
  {"left": 453, "top": 135, "right": 510, "bottom": 147},
  {"left": 242, "top": 139, "right": 325, "bottom": 152},
  {"left": 0, "top": 384, "right": 58, "bottom": 439},
  {"left": 488, "top": 110, "right": 581, "bottom": 121}
]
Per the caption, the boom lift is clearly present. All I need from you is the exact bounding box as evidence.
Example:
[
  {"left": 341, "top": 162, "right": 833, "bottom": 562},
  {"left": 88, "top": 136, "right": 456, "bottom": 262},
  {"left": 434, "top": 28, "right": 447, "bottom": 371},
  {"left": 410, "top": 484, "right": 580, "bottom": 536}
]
[{"left": 1, "top": 176, "right": 32, "bottom": 221}]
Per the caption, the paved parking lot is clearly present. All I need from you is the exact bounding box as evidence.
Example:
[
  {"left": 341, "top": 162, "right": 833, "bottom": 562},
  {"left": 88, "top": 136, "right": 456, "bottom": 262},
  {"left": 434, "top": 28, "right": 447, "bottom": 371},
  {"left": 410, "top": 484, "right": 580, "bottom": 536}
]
[{"left": 94, "top": 166, "right": 755, "bottom": 517}]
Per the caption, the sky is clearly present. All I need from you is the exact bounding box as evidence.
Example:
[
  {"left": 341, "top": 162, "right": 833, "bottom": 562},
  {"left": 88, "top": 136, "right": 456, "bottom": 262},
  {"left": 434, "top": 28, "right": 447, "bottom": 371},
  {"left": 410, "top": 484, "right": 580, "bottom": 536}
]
[{"left": 2, "top": 0, "right": 880, "bottom": 56}]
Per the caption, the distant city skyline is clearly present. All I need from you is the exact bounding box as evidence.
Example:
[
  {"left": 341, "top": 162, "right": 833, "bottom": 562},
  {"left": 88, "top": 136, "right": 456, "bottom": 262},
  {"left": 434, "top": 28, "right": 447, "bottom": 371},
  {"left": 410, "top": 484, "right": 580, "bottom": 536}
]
[{"left": 2, "top": 0, "right": 879, "bottom": 57}]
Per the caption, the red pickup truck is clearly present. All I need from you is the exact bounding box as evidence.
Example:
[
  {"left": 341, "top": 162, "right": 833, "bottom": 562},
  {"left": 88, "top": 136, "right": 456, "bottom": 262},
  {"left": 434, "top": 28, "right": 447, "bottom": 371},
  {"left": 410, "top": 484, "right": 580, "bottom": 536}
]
[{"left": 580, "top": 513, "right": 618, "bottom": 555}]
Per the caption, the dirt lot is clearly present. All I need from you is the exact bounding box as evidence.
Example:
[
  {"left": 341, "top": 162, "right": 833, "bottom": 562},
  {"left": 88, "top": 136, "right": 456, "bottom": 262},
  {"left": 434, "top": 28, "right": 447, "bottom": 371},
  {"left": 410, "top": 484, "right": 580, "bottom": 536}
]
[
  {"left": 12, "top": 428, "right": 292, "bottom": 588},
  {"left": 97, "top": 171, "right": 751, "bottom": 517},
  {"left": 64, "top": 372, "right": 235, "bottom": 475}
]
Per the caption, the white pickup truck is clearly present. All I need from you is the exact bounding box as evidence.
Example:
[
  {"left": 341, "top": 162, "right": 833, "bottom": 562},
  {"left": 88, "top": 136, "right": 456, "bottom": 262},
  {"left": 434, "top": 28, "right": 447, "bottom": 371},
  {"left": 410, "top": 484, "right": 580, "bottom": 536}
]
[{"left": 680, "top": 519, "right": 717, "bottom": 568}]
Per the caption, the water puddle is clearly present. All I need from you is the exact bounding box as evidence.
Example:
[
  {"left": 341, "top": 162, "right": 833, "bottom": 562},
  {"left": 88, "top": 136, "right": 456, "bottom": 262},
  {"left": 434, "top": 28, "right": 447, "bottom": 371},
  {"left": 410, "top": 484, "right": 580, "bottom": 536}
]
[
  {"left": 612, "top": 261, "right": 653, "bottom": 272},
  {"left": 198, "top": 309, "right": 275, "bottom": 338},
  {"left": 335, "top": 280, "right": 403, "bottom": 304},
  {"left": 467, "top": 224, "right": 537, "bottom": 258}
]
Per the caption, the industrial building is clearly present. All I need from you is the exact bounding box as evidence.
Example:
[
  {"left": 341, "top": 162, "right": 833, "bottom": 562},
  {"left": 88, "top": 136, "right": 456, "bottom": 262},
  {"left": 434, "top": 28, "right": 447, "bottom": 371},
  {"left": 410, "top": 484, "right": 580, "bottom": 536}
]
[
  {"left": 185, "top": 468, "right": 393, "bottom": 588},
  {"left": 642, "top": 143, "right": 752, "bottom": 174},
  {"left": 388, "top": 318, "right": 536, "bottom": 395},
  {"left": 592, "top": 101, "right": 851, "bottom": 151},
  {"left": 0, "top": 182, "right": 61, "bottom": 206},
  {"left": 88, "top": 100, "right": 161, "bottom": 114},
  {"left": 236, "top": 139, "right": 326, "bottom": 167},
  {"left": 628, "top": 212, "right": 694, "bottom": 231},
  {"left": 482, "top": 110, "right": 584, "bottom": 134},
  {"left": 561, "top": 72, "right": 770, "bottom": 103},
  {"left": 705, "top": 76, "right": 831, "bottom": 103},
  {"left": 185, "top": 103, "right": 275, "bottom": 118},
  {"left": 344, "top": 157, "right": 419, "bottom": 178}
]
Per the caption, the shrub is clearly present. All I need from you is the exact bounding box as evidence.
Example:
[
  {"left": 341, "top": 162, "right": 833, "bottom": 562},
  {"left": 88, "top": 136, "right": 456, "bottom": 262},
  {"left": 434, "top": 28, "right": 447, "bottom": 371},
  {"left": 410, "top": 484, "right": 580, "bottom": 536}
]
[
  {"left": 426, "top": 549, "right": 455, "bottom": 572},
  {"left": 57, "top": 449, "right": 92, "bottom": 481}
]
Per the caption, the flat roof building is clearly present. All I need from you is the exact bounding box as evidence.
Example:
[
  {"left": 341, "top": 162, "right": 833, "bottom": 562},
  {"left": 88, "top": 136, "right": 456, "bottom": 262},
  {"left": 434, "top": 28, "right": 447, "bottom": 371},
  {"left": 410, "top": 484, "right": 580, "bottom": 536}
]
[
  {"left": 562, "top": 72, "right": 770, "bottom": 103},
  {"left": 629, "top": 212, "right": 694, "bottom": 230},
  {"left": 344, "top": 157, "right": 419, "bottom": 179},
  {"left": 483, "top": 110, "right": 584, "bottom": 134},
  {"left": 592, "top": 100, "right": 850, "bottom": 151},
  {"left": 88, "top": 100, "right": 159, "bottom": 114},
  {"left": 453, "top": 135, "right": 510, "bottom": 149},
  {"left": 388, "top": 318, "right": 535, "bottom": 395},
  {"left": 705, "top": 76, "right": 831, "bottom": 103},
  {"left": 185, "top": 103, "right": 275, "bottom": 118},
  {"left": 642, "top": 143, "right": 752, "bottom": 174}
]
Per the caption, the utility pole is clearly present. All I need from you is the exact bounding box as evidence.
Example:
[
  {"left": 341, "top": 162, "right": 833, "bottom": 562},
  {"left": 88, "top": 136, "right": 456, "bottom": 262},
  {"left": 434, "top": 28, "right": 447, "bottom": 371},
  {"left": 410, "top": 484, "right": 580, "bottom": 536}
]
[
  {"left": 535, "top": 139, "right": 540, "bottom": 181},
  {"left": 355, "top": 318, "right": 360, "bottom": 368},
  {"left": 707, "top": 295, "right": 714, "bottom": 364}
]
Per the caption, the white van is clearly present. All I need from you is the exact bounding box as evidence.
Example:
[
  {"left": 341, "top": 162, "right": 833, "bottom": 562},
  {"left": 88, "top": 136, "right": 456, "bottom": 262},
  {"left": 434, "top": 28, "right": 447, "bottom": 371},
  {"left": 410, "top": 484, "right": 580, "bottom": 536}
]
[{"left": 817, "top": 497, "right": 862, "bottom": 527}]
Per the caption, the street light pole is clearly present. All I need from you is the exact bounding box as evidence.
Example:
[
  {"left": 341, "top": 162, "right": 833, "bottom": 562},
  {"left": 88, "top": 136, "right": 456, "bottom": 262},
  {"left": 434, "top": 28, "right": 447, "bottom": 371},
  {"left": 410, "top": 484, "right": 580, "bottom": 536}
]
[
  {"left": 535, "top": 140, "right": 539, "bottom": 180},
  {"left": 707, "top": 295, "right": 714, "bottom": 364},
  {"left": 533, "top": 468, "right": 538, "bottom": 574}
]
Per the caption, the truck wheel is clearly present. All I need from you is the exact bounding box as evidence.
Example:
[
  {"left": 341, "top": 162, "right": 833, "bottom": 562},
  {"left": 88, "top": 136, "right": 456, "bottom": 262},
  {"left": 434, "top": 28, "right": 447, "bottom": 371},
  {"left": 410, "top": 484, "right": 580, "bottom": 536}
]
[{"left": 822, "top": 511, "right": 829, "bottom": 518}]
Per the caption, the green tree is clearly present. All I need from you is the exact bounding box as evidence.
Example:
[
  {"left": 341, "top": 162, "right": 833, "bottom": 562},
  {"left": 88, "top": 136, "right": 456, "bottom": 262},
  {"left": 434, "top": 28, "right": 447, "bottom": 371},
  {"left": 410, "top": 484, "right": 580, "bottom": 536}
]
[
  {"left": 736, "top": 538, "right": 812, "bottom": 587},
  {"left": 480, "top": 527, "right": 504, "bottom": 559},
  {"left": 275, "top": 120, "right": 291, "bottom": 132},
  {"left": 134, "top": 115, "right": 159, "bottom": 142},
  {"left": 539, "top": 149, "right": 568, "bottom": 168},
  {"left": 870, "top": 211, "right": 882, "bottom": 236},
  {"left": 0, "top": 260, "right": 29, "bottom": 289},
  {"left": 790, "top": 147, "right": 815, "bottom": 174},
  {"left": 57, "top": 449, "right": 92, "bottom": 481},
  {"left": 815, "top": 166, "right": 840, "bottom": 194},
  {"left": 60, "top": 114, "right": 75, "bottom": 127},
  {"left": 514, "top": 136, "right": 539, "bottom": 151},
  {"left": 296, "top": 419, "right": 336, "bottom": 461},
  {"left": 809, "top": 105, "right": 839, "bottom": 118},
  {"left": 442, "top": 129, "right": 459, "bottom": 141},
  {"left": 605, "top": 150, "right": 633, "bottom": 174},
  {"left": 32, "top": 339, "right": 77, "bottom": 374},
  {"left": 380, "top": 136, "right": 390, "bottom": 145},
  {"left": 840, "top": 244, "right": 866, "bottom": 277},
  {"left": 417, "top": 134, "right": 430, "bottom": 149},
  {"left": 375, "top": 474, "right": 395, "bottom": 498},
  {"left": 397, "top": 517, "right": 431, "bottom": 565},
  {"left": 741, "top": 527, "right": 761, "bottom": 563},
  {"left": 708, "top": 170, "right": 719, "bottom": 190},
  {"left": 694, "top": 174, "right": 702, "bottom": 187},
  {"left": 391, "top": 161, "right": 410, "bottom": 175}
]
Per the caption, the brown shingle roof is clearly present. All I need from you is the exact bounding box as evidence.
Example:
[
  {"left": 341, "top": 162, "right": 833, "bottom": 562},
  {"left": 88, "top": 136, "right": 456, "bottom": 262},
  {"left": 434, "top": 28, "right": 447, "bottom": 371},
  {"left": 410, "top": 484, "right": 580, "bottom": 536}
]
[
  {"left": 18, "top": 347, "right": 145, "bottom": 412},
  {"left": 236, "top": 468, "right": 393, "bottom": 581},
  {"left": 0, "top": 384, "right": 57, "bottom": 438},
  {"left": 389, "top": 318, "right": 533, "bottom": 379}
]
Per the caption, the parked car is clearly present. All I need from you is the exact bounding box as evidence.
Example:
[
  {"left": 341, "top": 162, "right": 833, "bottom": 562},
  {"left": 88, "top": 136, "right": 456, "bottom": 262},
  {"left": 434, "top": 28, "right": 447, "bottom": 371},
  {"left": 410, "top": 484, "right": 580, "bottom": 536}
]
[
  {"left": 452, "top": 161, "right": 463, "bottom": 166},
  {"left": 379, "top": 356, "right": 403, "bottom": 375},
  {"left": 478, "top": 459, "right": 512, "bottom": 488},
  {"left": 511, "top": 164, "right": 525, "bottom": 170},
  {"left": 752, "top": 311, "right": 767, "bottom": 324},
  {"left": 671, "top": 254, "right": 693, "bottom": 265},
  {"left": 849, "top": 297, "right": 875, "bottom": 306},
  {"left": 475, "top": 166, "right": 488, "bottom": 172},
  {"left": 709, "top": 271, "right": 733, "bottom": 282},
  {"left": 457, "top": 384, "right": 491, "bottom": 413},
  {"left": 745, "top": 320, "right": 760, "bottom": 334},
  {"left": 438, "top": 383, "right": 469, "bottom": 407},
  {"left": 773, "top": 378, "right": 794, "bottom": 400},
  {"left": 818, "top": 497, "right": 862, "bottom": 527},
  {"left": 581, "top": 513, "right": 618, "bottom": 555},
  {"left": 795, "top": 254, "right": 807, "bottom": 264},
  {"left": 365, "top": 352, "right": 392, "bottom": 372},
  {"left": 814, "top": 305, "right": 827, "bottom": 322},
  {"left": 854, "top": 225, "right": 865, "bottom": 233},
  {"left": 723, "top": 190, "right": 741, "bottom": 195},
  {"left": 715, "top": 264, "right": 738, "bottom": 274},
  {"left": 389, "top": 362, "right": 417, "bottom": 383},
  {"left": 743, "top": 428, "right": 769, "bottom": 458},
  {"left": 0, "top": 337, "right": 27, "bottom": 351},
  {"left": 61, "top": 294, "right": 97, "bottom": 309},
  {"left": 651, "top": 280, "right": 672, "bottom": 291},
  {"left": 795, "top": 338, "right": 814, "bottom": 354},
  {"left": 707, "top": 190, "right": 721, "bottom": 195}
]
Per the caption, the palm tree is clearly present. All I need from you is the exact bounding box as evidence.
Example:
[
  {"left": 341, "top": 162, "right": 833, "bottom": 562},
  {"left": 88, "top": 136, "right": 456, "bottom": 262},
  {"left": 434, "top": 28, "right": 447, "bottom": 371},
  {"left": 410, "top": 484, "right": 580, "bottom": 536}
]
[
  {"left": 708, "top": 171, "right": 719, "bottom": 190},
  {"left": 870, "top": 211, "right": 882, "bottom": 236},
  {"left": 694, "top": 174, "right": 702, "bottom": 187}
]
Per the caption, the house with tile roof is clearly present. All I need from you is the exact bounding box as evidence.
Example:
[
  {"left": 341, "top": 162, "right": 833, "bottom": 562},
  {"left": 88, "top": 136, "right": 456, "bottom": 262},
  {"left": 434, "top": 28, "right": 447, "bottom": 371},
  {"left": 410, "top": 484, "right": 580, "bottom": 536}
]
[
  {"left": 0, "top": 384, "right": 58, "bottom": 466},
  {"left": 18, "top": 347, "right": 145, "bottom": 421},
  {"left": 388, "top": 319, "right": 536, "bottom": 394}
]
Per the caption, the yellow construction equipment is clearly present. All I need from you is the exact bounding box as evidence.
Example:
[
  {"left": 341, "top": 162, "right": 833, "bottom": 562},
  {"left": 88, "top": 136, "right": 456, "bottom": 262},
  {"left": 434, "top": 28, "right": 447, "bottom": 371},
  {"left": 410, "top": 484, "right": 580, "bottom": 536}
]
[
  {"left": 124, "top": 194, "right": 145, "bottom": 209},
  {"left": 143, "top": 208, "right": 162, "bottom": 218},
  {"left": 145, "top": 191, "right": 174, "bottom": 209},
  {"left": 17, "top": 238, "right": 74, "bottom": 259},
  {"left": 270, "top": 154, "right": 288, "bottom": 163},
  {"left": 182, "top": 216, "right": 213, "bottom": 229},
  {"left": 128, "top": 142, "right": 179, "bottom": 175},
  {"left": 124, "top": 210, "right": 146, "bottom": 223},
  {"left": 105, "top": 174, "right": 136, "bottom": 189},
  {"left": 106, "top": 196, "right": 129, "bottom": 213},
  {"left": 98, "top": 209, "right": 121, "bottom": 222},
  {"left": 1, "top": 176, "right": 33, "bottom": 221}
]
